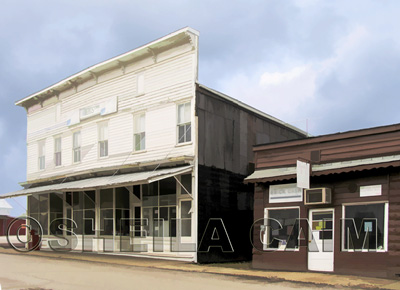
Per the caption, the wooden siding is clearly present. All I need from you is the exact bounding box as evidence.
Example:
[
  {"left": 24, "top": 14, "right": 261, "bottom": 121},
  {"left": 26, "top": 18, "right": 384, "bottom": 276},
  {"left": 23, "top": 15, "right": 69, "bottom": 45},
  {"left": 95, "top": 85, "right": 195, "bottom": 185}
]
[
  {"left": 255, "top": 124, "right": 400, "bottom": 170},
  {"left": 252, "top": 164, "right": 400, "bottom": 278},
  {"left": 196, "top": 87, "right": 305, "bottom": 176},
  {"left": 26, "top": 41, "right": 197, "bottom": 182}
]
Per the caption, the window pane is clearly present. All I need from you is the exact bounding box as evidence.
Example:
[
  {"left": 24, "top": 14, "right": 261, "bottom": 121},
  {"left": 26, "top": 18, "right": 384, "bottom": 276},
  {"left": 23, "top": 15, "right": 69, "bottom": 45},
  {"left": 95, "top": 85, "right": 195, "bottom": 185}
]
[
  {"left": 184, "top": 102, "right": 191, "bottom": 123},
  {"left": 29, "top": 195, "right": 39, "bottom": 214},
  {"left": 116, "top": 209, "right": 130, "bottom": 236},
  {"left": 55, "top": 152, "right": 61, "bottom": 166},
  {"left": 100, "top": 188, "right": 113, "bottom": 209},
  {"left": 73, "top": 192, "right": 84, "bottom": 210},
  {"left": 159, "top": 178, "right": 176, "bottom": 206},
  {"left": 181, "top": 219, "right": 191, "bottom": 237},
  {"left": 84, "top": 191, "right": 96, "bottom": 209},
  {"left": 181, "top": 201, "right": 191, "bottom": 218},
  {"left": 100, "top": 209, "right": 114, "bottom": 235},
  {"left": 74, "top": 149, "right": 81, "bottom": 163},
  {"left": 186, "top": 124, "right": 191, "bottom": 142},
  {"left": 140, "top": 132, "right": 145, "bottom": 150},
  {"left": 115, "top": 187, "right": 129, "bottom": 209},
  {"left": 40, "top": 212, "right": 48, "bottom": 235},
  {"left": 54, "top": 137, "right": 61, "bottom": 152},
  {"left": 181, "top": 174, "right": 192, "bottom": 195},
  {"left": 84, "top": 209, "right": 95, "bottom": 235},
  {"left": 178, "top": 104, "right": 184, "bottom": 124},
  {"left": 74, "top": 210, "right": 83, "bottom": 235},
  {"left": 267, "top": 208, "right": 299, "bottom": 249},
  {"left": 50, "top": 192, "right": 63, "bottom": 213},
  {"left": 39, "top": 194, "right": 48, "bottom": 213},
  {"left": 142, "top": 183, "right": 158, "bottom": 207},
  {"left": 99, "top": 140, "right": 108, "bottom": 157},
  {"left": 178, "top": 125, "right": 185, "bottom": 143},
  {"left": 344, "top": 203, "right": 385, "bottom": 250},
  {"left": 73, "top": 131, "right": 81, "bottom": 148}
]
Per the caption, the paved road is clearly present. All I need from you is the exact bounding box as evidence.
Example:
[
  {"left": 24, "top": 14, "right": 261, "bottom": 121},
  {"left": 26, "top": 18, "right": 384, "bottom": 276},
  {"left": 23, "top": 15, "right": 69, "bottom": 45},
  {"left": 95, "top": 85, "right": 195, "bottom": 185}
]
[{"left": 0, "top": 253, "right": 332, "bottom": 290}]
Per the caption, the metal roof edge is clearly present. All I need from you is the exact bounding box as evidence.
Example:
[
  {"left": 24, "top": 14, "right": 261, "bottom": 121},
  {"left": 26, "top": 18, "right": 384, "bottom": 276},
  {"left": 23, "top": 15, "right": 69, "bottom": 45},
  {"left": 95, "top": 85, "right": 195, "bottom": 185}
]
[
  {"left": 253, "top": 123, "right": 400, "bottom": 151},
  {"left": 16, "top": 27, "right": 199, "bottom": 107},
  {"left": 197, "top": 83, "right": 308, "bottom": 137},
  {"left": 245, "top": 155, "right": 400, "bottom": 183}
]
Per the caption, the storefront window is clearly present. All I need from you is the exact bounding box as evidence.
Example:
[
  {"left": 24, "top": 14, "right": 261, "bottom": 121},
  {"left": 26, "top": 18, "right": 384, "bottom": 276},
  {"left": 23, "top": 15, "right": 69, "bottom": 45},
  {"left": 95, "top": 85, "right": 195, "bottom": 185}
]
[
  {"left": 142, "top": 178, "right": 178, "bottom": 238},
  {"left": 264, "top": 208, "right": 299, "bottom": 250},
  {"left": 100, "top": 188, "right": 113, "bottom": 236},
  {"left": 29, "top": 194, "right": 48, "bottom": 235},
  {"left": 115, "top": 187, "right": 130, "bottom": 236},
  {"left": 343, "top": 203, "right": 386, "bottom": 251},
  {"left": 49, "top": 193, "right": 63, "bottom": 235}
]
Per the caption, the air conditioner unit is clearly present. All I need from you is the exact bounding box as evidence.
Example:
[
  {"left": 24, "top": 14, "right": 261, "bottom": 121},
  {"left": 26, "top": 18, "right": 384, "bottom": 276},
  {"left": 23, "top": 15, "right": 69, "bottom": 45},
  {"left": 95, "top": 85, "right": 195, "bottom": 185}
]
[{"left": 304, "top": 188, "right": 331, "bottom": 205}]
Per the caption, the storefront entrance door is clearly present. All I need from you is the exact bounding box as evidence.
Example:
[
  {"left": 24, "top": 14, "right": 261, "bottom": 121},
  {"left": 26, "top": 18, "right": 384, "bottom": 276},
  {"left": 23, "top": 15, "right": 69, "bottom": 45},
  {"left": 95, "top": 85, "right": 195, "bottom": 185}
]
[{"left": 308, "top": 208, "right": 334, "bottom": 272}]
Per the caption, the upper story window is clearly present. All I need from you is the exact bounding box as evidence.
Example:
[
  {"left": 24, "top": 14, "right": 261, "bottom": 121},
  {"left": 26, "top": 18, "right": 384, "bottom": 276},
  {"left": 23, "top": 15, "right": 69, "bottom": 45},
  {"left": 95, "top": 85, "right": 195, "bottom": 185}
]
[
  {"left": 133, "top": 113, "right": 145, "bottom": 151},
  {"left": 98, "top": 123, "right": 109, "bottom": 157},
  {"left": 177, "top": 102, "right": 191, "bottom": 144},
  {"left": 54, "top": 136, "right": 62, "bottom": 167},
  {"left": 38, "top": 140, "right": 46, "bottom": 170},
  {"left": 73, "top": 131, "right": 81, "bottom": 163}
]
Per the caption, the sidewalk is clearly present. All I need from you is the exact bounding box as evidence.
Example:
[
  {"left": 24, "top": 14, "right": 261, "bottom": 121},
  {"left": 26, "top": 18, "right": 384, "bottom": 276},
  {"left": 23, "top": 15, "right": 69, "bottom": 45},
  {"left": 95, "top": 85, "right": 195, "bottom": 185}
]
[{"left": 0, "top": 246, "right": 399, "bottom": 289}]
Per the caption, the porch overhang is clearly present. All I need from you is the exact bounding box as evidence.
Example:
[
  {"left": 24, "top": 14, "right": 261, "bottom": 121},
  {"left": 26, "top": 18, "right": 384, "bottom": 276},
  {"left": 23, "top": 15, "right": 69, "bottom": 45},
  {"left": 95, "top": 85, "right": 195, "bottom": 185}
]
[
  {"left": 245, "top": 155, "right": 400, "bottom": 183},
  {"left": 0, "top": 165, "right": 193, "bottom": 199}
]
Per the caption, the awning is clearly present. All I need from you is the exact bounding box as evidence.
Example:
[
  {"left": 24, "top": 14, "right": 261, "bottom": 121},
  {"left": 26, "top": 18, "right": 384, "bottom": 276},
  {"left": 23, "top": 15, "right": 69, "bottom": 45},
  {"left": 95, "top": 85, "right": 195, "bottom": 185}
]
[
  {"left": 245, "top": 155, "right": 400, "bottom": 183},
  {"left": 0, "top": 165, "right": 193, "bottom": 199}
]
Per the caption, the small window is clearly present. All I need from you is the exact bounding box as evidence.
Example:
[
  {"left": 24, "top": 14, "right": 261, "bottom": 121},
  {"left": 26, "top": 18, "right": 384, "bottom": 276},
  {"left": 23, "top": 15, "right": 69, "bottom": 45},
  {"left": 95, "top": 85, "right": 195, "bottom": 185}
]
[
  {"left": 177, "top": 102, "right": 191, "bottom": 144},
  {"left": 343, "top": 203, "right": 387, "bottom": 251},
  {"left": 98, "top": 123, "right": 108, "bottom": 157},
  {"left": 38, "top": 140, "right": 46, "bottom": 170},
  {"left": 133, "top": 113, "right": 145, "bottom": 151},
  {"left": 73, "top": 131, "right": 81, "bottom": 163},
  {"left": 54, "top": 137, "right": 62, "bottom": 166}
]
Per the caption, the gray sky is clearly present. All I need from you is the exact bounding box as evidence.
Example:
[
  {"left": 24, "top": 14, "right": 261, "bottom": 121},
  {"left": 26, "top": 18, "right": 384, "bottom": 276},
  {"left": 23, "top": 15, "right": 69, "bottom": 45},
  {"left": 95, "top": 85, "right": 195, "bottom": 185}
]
[{"left": 1, "top": 0, "right": 400, "bottom": 216}]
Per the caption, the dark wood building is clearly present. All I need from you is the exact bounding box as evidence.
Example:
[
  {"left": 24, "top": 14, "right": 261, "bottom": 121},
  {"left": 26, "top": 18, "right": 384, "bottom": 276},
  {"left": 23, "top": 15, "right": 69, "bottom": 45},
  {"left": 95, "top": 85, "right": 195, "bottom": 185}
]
[{"left": 245, "top": 124, "right": 400, "bottom": 278}]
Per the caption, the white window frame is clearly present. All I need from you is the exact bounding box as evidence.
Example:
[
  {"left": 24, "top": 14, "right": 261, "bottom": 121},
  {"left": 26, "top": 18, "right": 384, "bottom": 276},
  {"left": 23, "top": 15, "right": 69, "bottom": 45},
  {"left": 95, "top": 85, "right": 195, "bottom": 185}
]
[
  {"left": 177, "top": 102, "right": 191, "bottom": 144},
  {"left": 38, "top": 140, "right": 46, "bottom": 171},
  {"left": 341, "top": 201, "right": 388, "bottom": 253},
  {"left": 54, "top": 136, "right": 62, "bottom": 167},
  {"left": 98, "top": 122, "right": 109, "bottom": 158},
  {"left": 73, "top": 130, "right": 81, "bottom": 163},
  {"left": 133, "top": 113, "right": 146, "bottom": 152},
  {"left": 263, "top": 206, "right": 300, "bottom": 251}
]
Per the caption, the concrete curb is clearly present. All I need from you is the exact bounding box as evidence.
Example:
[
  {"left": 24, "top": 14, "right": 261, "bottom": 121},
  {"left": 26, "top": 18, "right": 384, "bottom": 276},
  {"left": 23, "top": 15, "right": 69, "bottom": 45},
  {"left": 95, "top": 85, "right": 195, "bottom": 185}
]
[{"left": 1, "top": 247, "right": 399, "bottom": 289}]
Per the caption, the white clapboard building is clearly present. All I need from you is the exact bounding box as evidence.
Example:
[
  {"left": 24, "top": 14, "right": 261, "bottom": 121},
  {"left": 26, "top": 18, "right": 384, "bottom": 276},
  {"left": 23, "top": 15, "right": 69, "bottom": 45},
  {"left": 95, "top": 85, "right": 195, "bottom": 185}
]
[{"left": 0, "top": 27, "right": 306, "bottom": 262}]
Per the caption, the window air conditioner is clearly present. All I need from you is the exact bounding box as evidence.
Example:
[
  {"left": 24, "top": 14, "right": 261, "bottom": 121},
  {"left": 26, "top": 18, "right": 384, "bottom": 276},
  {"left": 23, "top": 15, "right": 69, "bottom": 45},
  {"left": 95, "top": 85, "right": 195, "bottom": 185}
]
[{"left": 304, "top": 188, "right": 332, "bottom": 205}]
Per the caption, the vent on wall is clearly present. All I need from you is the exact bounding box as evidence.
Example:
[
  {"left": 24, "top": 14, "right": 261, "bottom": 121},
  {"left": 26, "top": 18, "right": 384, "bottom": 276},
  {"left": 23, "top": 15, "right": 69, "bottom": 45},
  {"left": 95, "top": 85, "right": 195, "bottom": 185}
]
[
  {"left": 310, "top": 150, "right": 320, "bottom": 162},
  {"left": 304, "top": 188, "right": 331, "bottom": 205}
]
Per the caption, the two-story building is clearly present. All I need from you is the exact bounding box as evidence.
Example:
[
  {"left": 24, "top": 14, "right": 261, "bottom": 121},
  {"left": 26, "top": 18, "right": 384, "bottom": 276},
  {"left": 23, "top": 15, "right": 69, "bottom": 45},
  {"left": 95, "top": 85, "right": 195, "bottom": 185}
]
[{"left": 1, "top": 27, "right": 307, "bottom": 262}]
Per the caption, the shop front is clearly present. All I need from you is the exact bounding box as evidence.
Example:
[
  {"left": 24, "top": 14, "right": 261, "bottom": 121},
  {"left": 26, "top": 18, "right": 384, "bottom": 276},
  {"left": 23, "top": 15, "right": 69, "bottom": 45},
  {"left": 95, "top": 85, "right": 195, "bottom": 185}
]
[
  {"left": 246, "top": 124, "right": 400, "bottom": 279},
  {"left": 5, "top": 165, "right": 196, "bottom": 260}
]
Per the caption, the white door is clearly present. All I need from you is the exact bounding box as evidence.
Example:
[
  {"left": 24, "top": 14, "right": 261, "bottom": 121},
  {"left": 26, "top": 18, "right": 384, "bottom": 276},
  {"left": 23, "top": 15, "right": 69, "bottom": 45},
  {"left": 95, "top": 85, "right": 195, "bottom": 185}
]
[{"left": 308, "top": 208, "right": 334, "bottom": 272}]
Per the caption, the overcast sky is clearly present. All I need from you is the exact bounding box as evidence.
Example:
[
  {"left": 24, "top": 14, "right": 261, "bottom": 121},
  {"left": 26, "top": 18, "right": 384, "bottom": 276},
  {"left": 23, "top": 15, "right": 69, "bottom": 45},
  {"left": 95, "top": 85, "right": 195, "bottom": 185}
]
[{"left": 1, "top": 0, "right": 400, "bottom": 216}]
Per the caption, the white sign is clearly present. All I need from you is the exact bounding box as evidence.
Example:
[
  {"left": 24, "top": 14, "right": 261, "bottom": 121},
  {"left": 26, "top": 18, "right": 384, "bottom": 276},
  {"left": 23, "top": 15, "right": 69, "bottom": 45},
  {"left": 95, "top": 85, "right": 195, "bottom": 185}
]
[
  {"left": 360, "top": 185, "right": 382, "bottom": 197},
  {"left": 269, "top": 183, "right": 303, "bottom": 203},
  {"left": 297, "top": 160, "right": 310, "bottom": 189},
  {"left": 80, "top": 104, "right": 101, "bottom": 120},
  {"left": 67, "top": 96, "right": 118, "bottom": 126}
]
